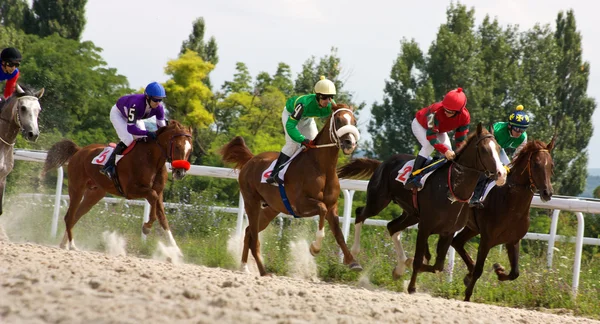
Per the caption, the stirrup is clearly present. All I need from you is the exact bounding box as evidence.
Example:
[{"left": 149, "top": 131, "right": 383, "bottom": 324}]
[
  {"left": 100, "top": 166, "right": 115, "bottom": 179},
  {"left": 266, "top": 176, "right": 283, "bottom": 186},
  {"left": 469, "top": 200, "right": 484, "bottom": 209}
]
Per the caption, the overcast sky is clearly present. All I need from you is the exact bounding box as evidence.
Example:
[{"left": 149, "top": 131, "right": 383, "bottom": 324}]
[{"left": 81, "top": 0, "right": 600, "bottom": 167}]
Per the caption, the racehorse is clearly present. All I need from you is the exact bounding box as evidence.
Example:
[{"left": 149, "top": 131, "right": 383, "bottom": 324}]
[
  {"left": 42, "top": 120, "right": 193, "bottom": 254},
  {"left": 220, "top": 103, "right": 361, "bottom": 276},
  {"left": 0, "top": 84, "right": 44, "bottom": 215},
  {"left": 337, "top": 123, "right": 507, "bottom": 293},
  {"left": 451, "top": 138, "right": 555, "bottom": 301}
]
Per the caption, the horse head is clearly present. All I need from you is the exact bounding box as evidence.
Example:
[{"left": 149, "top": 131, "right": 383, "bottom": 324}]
[
  {"left": 323, "top": 103, "right": 360, "bottom": 155},
  {"left": 512, "top": 137, "right": 555, "bottom": 202},
  {"left": 7, "top": 84, "right": 44, "bottom": 142},
  {"left": 156, "top": 120, "right": 193, "bottom": 180},
  {"left": 456, "top": 123, "right": 507, "bottom": 186}
]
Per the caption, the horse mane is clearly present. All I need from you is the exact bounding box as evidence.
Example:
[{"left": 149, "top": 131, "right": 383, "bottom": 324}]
[
  {"left": 455, "top": 128, "right": 489, "bottom": 155},
  {"left": 511, "top": 140, "right": 547, "bottom": 166},
  {"left": 157, "top": 120, "right": 186, "bottom": 135}
]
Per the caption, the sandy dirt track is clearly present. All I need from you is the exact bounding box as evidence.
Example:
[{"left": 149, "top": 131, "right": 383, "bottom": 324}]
[{"left": 1, "top": 237, "right": 598, "bottom": 324}]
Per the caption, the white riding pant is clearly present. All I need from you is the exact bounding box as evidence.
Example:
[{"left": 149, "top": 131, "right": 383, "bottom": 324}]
[
  {"left": 411, "top": 118, "right": 451, "bottom": 158},
  {"left": 280, "top": 108, "right": 318, "bottom": 156},
  {"left": 110, "top": 105, "right": 146, "bottom": 146},
  {"left": 499, "top": 149, "right": 510, "bottom": 165}
]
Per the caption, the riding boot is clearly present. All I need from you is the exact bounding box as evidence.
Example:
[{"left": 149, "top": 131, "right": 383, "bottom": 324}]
[
  {"left": 266, "top": 152, "right": 291, "bottom": 185},
  {"left": 404, "top": 155, "right": 428, "bottom": 190},
  {"left": 100, "top": 142, "right": 127, "bottom": 179},
  {"left": 469, "top": 176, "right": 489, "bottom": 209}
]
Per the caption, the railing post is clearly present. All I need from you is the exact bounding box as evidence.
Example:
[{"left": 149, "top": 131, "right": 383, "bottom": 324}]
[
  {"left": 572, "top": 212, "right": 585, "bottom": 297},
  {"left": 50, "top": 166, "right": 64, "bottom": 238},
  {"left": 141, "top": 201, "right": 150, "bottom": 242},
  {"left": 341, "top": 189, "right": 355, "bottom": 242},
  {"left": 546, "top": 209, "right": 561, "bottom": 268}
]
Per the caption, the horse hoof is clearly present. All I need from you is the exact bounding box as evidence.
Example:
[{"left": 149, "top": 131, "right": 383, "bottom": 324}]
[
  {"left": 463, "top": 275, "right": 472, "bottom": 287},
  {"left": 408, "top": 287, "right": 417, "bottom": 294},
  {"left": 349, "top": 261, "right": 363, "bottom": 272},
  {"left": 405, "top": 257, "right": 414, "bottom": 269},
  {"left": 392, "top": 268, "right": 402, "bottom": 281},
  {"left": 142, "top": 226, "right": 151, "bottom": 235},
  {"left": 493, "top": 263, "right": 505, "bottom": 274},
  {"left": 309, "top": 243, "right": 320, "bottom": 256}
]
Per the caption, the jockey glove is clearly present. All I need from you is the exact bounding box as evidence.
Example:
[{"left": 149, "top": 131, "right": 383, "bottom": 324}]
[
  {"left": 146, "top": 131, "right": 157, "bottom": 140},
  {"left": 302, "top": 139, "right": 316, "bottom": 149}
]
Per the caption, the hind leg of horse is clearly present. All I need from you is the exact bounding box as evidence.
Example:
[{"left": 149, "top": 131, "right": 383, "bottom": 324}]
[
  {"left": 388, "top": 212, "right": 419, "bottom": 280},
  {"left": 324, "top": 206, "right": 362, "bottom": 271},
  {"left": 419, "top": 234, "right": 453, "bottom": 273},
  {"left": 407, "top": 229, "right": 431, "bottom": 294},
  {"left": 494, "top": 241, "right": 520, "bottom": 281},
  {"left": 153, "top": 194, "right": 181, "bottom": 255},
  {"left": 0, "top": 178, "right": 6, "bottom": 216},
  {"left": 351, "top": 194, "right": 392, "bottom": 257},
  {"left": 464, "top": 240, "right": 492, "bottom": 301},
  {"left": 61, "top": 184, "right": 86, "bottom": 250},
  {"left": 451, "top": 227, "right": 479, "bottom": 285},
  {"left": 243, "top": 201, "right": 272, "bottom": 276},
  {"left": 64, "top": 188, "right": 105, "bottom": 250}
]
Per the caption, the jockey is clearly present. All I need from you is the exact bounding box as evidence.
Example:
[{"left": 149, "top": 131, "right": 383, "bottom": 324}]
[
  {"left": 469, "top": 104, "right": 529, "bottom": 208},
  {"left": 404, "top": 87, "right": 470, "bottom": 190},
  {"left": 100, "top": 82, "right": 167, "bottom": 179},
  {"left": 266, "top": 76, "right": 336, "bottom": 184},
  {"left": 0, "top": 47, "right": 22, "bottom": 100}
]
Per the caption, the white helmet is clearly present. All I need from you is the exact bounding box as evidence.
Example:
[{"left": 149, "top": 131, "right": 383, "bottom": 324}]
[{"left": 314, "top": 76, "right": 336, "bottom": 95}]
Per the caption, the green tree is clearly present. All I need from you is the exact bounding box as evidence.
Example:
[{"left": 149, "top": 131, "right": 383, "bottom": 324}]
[
  {"left": 0, "top": 0, "right": 33, "bottom": 31},
  {"left": 272, "top": 63, "right": 294, "bottom": 97},
  {"left": 179, "top": 17, "right": 218, "bottom": 65},
  {"left": 29, "top": 0, "right": 87, "bottom": 40},
  {"left": 368, "top": 39, "right": 427, "bottom": 158},
  {"left": 221, "top": 62, "right": 252, "bottom": 94}
]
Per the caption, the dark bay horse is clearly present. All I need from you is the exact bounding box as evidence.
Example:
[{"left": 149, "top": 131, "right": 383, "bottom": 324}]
[
  {"left": 220, "top": 104, "right": 361, "bottom": 276},
  {"left": 452, "top": 138, "right": 555, "bottom": 301},
  {"left": 0, "top": 84, "right": 44, "bottom": 215},
  {"left": 42, "top": 120, "right": 193, "bottom": 254},
  {"left": 337, "top": 123, "right": 507, "bottom": 293}
]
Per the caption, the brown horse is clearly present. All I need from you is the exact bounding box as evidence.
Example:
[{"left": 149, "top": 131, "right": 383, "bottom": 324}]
[
  {"left": 337, "top": 123, "right": 507, "bottom": 293},
  {"left": 451, "top": 138, "right": 555, "bottom": 301},
  {"left": 42, "top": 120, "right": 193, "bottom": 254},
  {"left": 220, "top": 104, "right": 361, "bottom": 276},
  {"left": 0, "top": 84, "right": 44, "bottom": 215}
]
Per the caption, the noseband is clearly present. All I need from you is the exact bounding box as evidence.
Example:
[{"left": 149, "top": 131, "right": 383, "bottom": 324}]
[
  {"left": 519, "top": 149, "right": 550, "bottom": 193},
  {"left": 453, "top": 133, "right": 497, "bottom": 179},
  {"left": 0, "top": 95, "right": 39, "bottom": 146},
  {"left": 156, "top": 132, "right": 192, "bottom": 170},
  {"left": 313, "top": 108, "right": 360, "bottom": 149}
]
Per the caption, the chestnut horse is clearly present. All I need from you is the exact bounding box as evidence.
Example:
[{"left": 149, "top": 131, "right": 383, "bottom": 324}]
[
  {"left": 220, "top": 104, "right": 361, "bottom": 276},
  {"left": 42, "top": 120, "right": 193, "bottom": 254},
  {"left": 0, "top": 84, "right": 44, "bottom": 215},
  {"left": 452, "top": 138, "right": 555, "bottom": 301},
  {"left": 337, "top": 123, "right": 507, "bottom": 293}
]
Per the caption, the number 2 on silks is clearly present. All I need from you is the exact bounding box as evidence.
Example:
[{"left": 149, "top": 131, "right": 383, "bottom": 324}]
[{"left": 397, "top": 165, "right": 413, "bottom": 181}]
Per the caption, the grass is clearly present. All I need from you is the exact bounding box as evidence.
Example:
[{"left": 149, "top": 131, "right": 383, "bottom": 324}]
[{"left": 2, "top": 193, "right": 599, "bottom": 320}]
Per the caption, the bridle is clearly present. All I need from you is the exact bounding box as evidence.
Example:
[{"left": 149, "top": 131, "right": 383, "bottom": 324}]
[
  {"left": 313, "top": 108, "right": 360, "bottom": 149},
  {"left": 0, "top": 95, "right": 38, "bottom": 146},
  {"left": 156, "top": 132, "right": 192, "bottom": 170},
  {"left": 517, "top": 149, "right": 551, "bottom": 193}
]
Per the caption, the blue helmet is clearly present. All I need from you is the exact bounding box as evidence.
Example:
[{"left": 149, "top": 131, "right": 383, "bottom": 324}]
[
  {"left": 508, "top": 105, "right": 530, "bottom": 129},
  {"left": 144, "top": 82, "right": 166, "bottom": 98}
]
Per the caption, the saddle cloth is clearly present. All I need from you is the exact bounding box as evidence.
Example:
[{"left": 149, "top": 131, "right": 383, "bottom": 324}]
[
  {"left": 394, "top": 158, "right": 444, "bottom": 190},
  {"left": 260, "top": 149, "right": 303, "bottom": 183},
  {"left": 91, "top": 144, "right": 124, "bottom": 166}
]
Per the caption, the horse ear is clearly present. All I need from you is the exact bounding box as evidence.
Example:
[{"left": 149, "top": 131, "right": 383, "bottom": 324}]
[
  {"left": 477, "top": 122, "right": 483, "bottom": 136},
  {"left": 489, "top": 123, "right": 495, "bottom": 136},
  {"left": 16, "top": 84, "right": 24, "bottom": 94},
  {"left": 547, "top": 133, "right": 557, "bottom": 152},
  {"left": 35, "top": 88, "right": 45, "bottom": 99}
]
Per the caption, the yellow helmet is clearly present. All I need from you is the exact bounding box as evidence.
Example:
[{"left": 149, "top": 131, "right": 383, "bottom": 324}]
[{"left": 314, "top": 76, "right": 336, "bottom": 95}]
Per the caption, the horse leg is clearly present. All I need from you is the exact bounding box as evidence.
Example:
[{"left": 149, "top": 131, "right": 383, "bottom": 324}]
[
  {"left": 325, "top": 206, "right": 362, "bottom": 271},
  {"left": 62, "top": 185, "right": 85, "bottom": 250},
  {"left": 420, "top": 233, "right": 453, "bottom": 273},
  {"left": 351, "top": 193, "right": 392, "bottom": 257},
  {"left": 494, "top": 241, "right": 520, "bottom": 281},
  {"left": 310, "top": 211, "right": 326, "bottom": 256},
  {"left": 153, "top": 193, "right": 182, "bottom": 256},
  {"left": 388, "top": 212, "right": 419, "bottom": 280},
  {"left": 0, "top": 177, "right": 6, "bottom": 216},
  {"left": 464, "top": 240, "right": 492, "bottom": 301},
  {"left": 407, "top": 229, "right": 430, "bottom": 294},
  {"left": 241, "top": 197, "right": 271, "bottom": 276},
  {"left": 451, "top": 226, "right": 479, "bottom": 286}
]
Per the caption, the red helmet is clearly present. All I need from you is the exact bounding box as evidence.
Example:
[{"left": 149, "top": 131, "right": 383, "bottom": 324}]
[{"left": 442, "top": 87, "right": 467, "bottom": 111}]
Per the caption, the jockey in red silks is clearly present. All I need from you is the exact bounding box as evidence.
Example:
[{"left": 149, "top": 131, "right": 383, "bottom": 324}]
[
  {"left": 404, "top": 87, "right": 471, "bottom": 190},
  {"left": 0, "top": 47, "right": 22, "bottom": 100},
  {"left": 100, "top": 82, "right": 167, "bottom": 179}
]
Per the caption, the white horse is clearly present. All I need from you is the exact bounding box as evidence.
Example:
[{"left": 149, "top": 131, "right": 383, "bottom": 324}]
[{"left": 0, "top": 84, "right": 44, "bottom": 215}]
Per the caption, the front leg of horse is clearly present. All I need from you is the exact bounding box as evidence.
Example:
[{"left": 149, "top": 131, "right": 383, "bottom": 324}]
[
  {"left": 408, "top": 230, "right": 430, "bottom": 294},
  {"left": 464, "top": 241, "right": 492, "bottom": 301},
  {"left": 419, "top": 234, "right": 453, "bottom": 273},
  {"left": 494, "top": 241, "right": 521, "bottom": 282},
  {"left": 0, "top": 178, "right": 6, "bottom": 216},
  {"left": 387, "top": 213, "right": 419, "bottom": 280},
  {"left": 155, "top": 194, "right": 182, "bottom": 256},
  {"left": 325, "top": 208, "right": 362, "bottom": 271},
  {"left": 451, "top": 227, "right": 479, "bottom": 286}
]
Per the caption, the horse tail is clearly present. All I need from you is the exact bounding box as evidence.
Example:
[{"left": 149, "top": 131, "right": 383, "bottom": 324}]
[
  {"left": 337, "top": 158, "right": 382, "bottom": 179},
  {"left": 42, "top": 139, "right": 80, "bottom": 176},
  {"left": 220, "top": 136, "right": 254, "bottom": 170}
]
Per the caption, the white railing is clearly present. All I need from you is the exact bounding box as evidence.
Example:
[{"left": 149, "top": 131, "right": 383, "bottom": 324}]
[{"left": 13, "top": 149, "right": 600, "bottom": 296}]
